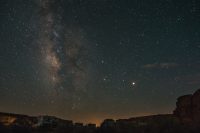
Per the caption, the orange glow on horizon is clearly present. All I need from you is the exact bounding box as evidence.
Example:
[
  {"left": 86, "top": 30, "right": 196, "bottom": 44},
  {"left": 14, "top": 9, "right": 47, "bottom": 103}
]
[
  {"left": 0, "top": 116, "right": 16, "bottom": 126},
  {"left": 72, "top": 112, "right": 157, "bottom": 127}
]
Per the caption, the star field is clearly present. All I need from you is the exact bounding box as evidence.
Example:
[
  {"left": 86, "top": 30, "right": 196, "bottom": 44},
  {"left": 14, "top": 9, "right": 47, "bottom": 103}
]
[{"left": 0, "top": 0, "right": 200, "bottom": 125}]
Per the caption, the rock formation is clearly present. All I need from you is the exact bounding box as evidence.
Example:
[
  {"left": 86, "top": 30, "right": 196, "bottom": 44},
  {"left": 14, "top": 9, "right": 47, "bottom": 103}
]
[
  {"left": 173, "top": 89, "right": 200, "bottom": 124},
  {"left": 1, "top": 88, "right": 200, "bottom": 133},
  {"left": 192, "top": 89, "right": 200, "bottom": 122},
  {"left": 173, "top": 94, "right": 193, "bottom": 122}
]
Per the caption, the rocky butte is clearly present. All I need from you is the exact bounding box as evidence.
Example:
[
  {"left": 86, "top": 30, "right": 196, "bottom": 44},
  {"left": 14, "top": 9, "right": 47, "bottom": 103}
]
[
  {"left": 1, "top": 89, "right": 200, "bottom": 133},
  {"left": 174, "top": 89, "right": 200, "bottom": 124}
]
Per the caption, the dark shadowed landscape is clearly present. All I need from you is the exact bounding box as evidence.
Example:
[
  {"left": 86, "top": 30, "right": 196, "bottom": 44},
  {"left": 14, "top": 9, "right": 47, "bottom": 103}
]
[{"left": 1, "top": 88, "right": 200, "bottom": 133}]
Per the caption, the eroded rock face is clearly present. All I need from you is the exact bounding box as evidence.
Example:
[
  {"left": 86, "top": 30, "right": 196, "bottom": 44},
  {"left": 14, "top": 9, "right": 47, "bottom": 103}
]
[
  {"left": 173, "top": 94, "right": 193, "bottom": 122},
  {"left": 192, "top": 89, "right": 200, "bottom": 122},
  {"left": 174, "top": 89, "right": 200, "bottom": 124}
]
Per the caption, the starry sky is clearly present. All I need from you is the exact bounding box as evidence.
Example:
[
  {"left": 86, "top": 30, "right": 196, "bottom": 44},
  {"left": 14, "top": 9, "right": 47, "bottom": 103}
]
[{"left": 0, "top": 0, "right": 200, "bottom": 125}]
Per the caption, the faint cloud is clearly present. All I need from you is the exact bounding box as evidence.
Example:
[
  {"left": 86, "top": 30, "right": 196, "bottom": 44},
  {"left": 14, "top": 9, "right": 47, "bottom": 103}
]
[
  {"left": 160, "top": 63, "right": 178, "bottom": 68},
  {"left": 142, "top": 62, "right": 179, "bottom": 69},
  {"left": 142, "top": 63, "right": 157, "bottom": 69}
]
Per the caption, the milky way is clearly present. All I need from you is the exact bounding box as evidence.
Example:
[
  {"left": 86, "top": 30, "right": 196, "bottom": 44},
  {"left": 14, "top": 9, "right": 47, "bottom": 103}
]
[
  {"left": 0, "top": 0, "right": 200, "bottom": 125},
  {"left": 36, "top": 0, "right": 90, "bottom": 107},
  {"left": 37, "top": 0, "right": 62, "bottom": 93}
]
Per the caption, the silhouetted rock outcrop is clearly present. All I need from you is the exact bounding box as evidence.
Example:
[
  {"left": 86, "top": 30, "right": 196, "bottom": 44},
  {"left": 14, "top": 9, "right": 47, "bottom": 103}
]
[
  {"left": 1, "top": 89, "right": 200, "bottom": 133},
  {"left": 173, "top": 94, "right": 193, "bottom": 122},
  {"left": 174, "top": 89, "right": 200, "bottom": 124},
  {"left": 192, "top": 89, "right": 200, "bottom": 123}
]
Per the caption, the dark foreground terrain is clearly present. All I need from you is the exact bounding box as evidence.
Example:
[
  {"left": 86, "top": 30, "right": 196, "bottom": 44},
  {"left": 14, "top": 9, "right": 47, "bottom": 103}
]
[{"left": 1, "top": 89, "right": 200, "bottom": 133}]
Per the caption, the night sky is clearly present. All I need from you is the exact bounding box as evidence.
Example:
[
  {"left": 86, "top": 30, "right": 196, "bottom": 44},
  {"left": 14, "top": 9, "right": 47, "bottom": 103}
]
[{"left": 0, "top": 0, "right": 200, "bottom": 125}]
